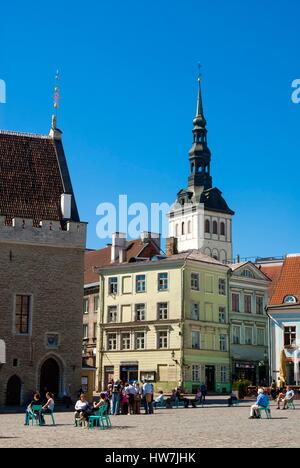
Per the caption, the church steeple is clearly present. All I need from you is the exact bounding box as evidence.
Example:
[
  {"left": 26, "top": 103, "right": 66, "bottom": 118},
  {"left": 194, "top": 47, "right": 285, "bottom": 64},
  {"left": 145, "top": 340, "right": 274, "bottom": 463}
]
[{"left": 188, "top": 67, "right": 212, "bottom": 191}]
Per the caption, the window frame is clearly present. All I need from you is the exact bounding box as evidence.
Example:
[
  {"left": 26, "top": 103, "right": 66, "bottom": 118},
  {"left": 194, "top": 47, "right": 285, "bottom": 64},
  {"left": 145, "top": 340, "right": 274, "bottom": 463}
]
[
  {"left": 14, "top": 294, "right": 32, "bottom": 335},
  {"left": 108, "top": 277, "right": 118, "bottom": 295},
  {"left": 136, "top": 274, "right": 146, "bottom": 294},
  {"left": 158, "top": 272, "right": 169, "bottom": 291}
]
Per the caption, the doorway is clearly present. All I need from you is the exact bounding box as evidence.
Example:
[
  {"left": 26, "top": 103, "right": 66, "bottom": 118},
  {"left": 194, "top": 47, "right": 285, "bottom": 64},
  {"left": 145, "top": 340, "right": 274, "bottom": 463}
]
[
  {"left": 120, "top": 365, "right": 138, "bottom": 383},
  {"left": 40, "top": 358, "right": 60, "bottom": 398},
  {"left": 205, "top": 366, "right": 215, "bottom": 391},
  {"left": 6, "top": 375, "right": 22, "bottom": 406}
]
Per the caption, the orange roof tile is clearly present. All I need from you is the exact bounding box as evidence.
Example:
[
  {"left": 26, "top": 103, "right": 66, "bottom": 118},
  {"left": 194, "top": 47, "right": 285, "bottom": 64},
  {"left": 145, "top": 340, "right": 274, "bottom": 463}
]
[
  {"left": 260, "top": 264, "right": 283, "bottom": 299},
  {"left": 269, "top": 255, "right": 300, "bottom": 305}
]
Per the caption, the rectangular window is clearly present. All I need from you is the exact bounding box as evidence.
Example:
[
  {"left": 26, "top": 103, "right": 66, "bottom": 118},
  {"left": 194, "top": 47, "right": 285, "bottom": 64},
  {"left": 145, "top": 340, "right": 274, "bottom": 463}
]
[
  {"left": 158, "top": 273, "right": 169, "bottom": 291},
  {"left": 107, "top": 306, "right": 118, "bottom": 323},
  {"left": 192, "top": 331, "right": 200, "bottom": 349},
  {"left": 218, "top": 306, "right": 226, "bottom": 324},
  {"left": 232, "top": 293, "right": 240, "bottom": 312},
  {"left": 108, "top": 277, "right": 118, "bottom": 295},
  {"left": 191, "top": 273, "right": 200, "bottom": 290},
  {"left": 233, "top": 326, "right": 241, "bottom": 345},
  {"left": 135, "top": 304, "right": 146, "bottom": 321},
  {"left": 191, "top": 303, "right": 200, "bottom": 321},
  {"left": 221, "top": 366, "right": 228, "bottom": 383},
  {"left": 256, "top": 296, "right": 264, "bottom": 315},
  {"left": 83, "top": 324, "right": 88, "bottom": 339},
  {"left": 83, "top": 298, "right": 89, "bottom": 314},
  {"left": 220, "top": 335, "right": 227, "bottom": 352},
  {"left": 94, "top": 295, "right": 99, "bottom": 312},
  {"left": 192, "top": 365, "right": 200, "bottom": 382},
  {"left": 121, "top": 333, "right": 131, "bottom": 350},
  {"left": 218, "top": 278, "right": 226, "bottom": 296},
  {"left": 245, "top": 327, "right": 253, "bottom": 345},
  {"left": 244, "top": 295, "right": 252, "bottom": 313},
  {"left": 81, "top": 376, "right": 88, "bottom": 393},
  {"left": 93, "top": 322, "right": 97, "bottom": 339},
  {"left": 15, "top": 295, "right": 31, "bottom": 334},
  {"left": 107, "top": 333, "right": 117, "bottom": 351},
  {"left": 157, "top": 302, "right": 168, "bottom": 320},
  {"left": 158, "top": 331, "right": 168, "bottom": 349},
  {"left": 136, "top": 274, "right": 146, "bottom": 293},
  {"left": 135, "top": 332, "right": 145, "bottom": 350},
  {"left": 284, "top": 326, "right": 296, "bottom": 347},
  {"left": 257, "top": 328, "right": 265, "bottom": 346}
]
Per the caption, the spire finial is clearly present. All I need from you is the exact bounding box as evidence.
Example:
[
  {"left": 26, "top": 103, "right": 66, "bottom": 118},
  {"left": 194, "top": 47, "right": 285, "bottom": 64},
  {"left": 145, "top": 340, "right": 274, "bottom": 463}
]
[
  {"left": 52, "top": 70, "right": 60, "bottom": 129},
  {"left": 196, "top": 63, "right": 204, "bottom": 118}
]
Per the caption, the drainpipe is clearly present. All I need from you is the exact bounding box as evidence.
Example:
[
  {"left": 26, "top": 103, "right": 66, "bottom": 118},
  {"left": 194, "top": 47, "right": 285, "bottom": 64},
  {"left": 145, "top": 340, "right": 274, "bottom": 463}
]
[
  {"left": 98, "top": 273, "right": 105, "bottom": 392},
  {"left": 266, "top": 307, "right": 275, "bottom": 386},
  {"left": 227, "top": 268, "right": 232, "bottom": 393},
  {"left": 180, "top": 262, "right": 185, "bottom": 387}
]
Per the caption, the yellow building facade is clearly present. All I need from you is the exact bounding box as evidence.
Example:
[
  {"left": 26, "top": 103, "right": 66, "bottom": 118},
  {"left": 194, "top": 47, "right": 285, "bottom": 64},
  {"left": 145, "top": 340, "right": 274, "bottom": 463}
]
[{"left": 96, "top": 251, "right": 231, "bottom": 393}]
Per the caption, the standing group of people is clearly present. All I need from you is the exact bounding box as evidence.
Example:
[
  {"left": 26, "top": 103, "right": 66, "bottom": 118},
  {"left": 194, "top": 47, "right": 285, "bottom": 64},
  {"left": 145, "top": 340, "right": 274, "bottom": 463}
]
[{"left": 109, "top": 379, "right": 155, "bottom": 415}]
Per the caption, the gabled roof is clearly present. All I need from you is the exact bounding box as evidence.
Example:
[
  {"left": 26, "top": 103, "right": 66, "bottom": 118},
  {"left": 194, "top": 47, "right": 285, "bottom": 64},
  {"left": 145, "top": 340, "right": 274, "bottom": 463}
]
[
  {"left": 84, "top": 240, "right": 160, "bottom": 284},
  {"left": 269, "top": 254, "right": 300, "bottom": 306},
  {"left": 228, "top": 261, "right": 271, "bottom": 281},
  {"left": 0, "top": 130, "right": 79, "bottom": 226}
]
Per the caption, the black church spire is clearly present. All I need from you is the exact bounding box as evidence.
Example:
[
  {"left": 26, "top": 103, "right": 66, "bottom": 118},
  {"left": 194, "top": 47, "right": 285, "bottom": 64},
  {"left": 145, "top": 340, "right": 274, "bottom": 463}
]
[{"left": 188, "top": 68, "right": 212, "bottom": 190}]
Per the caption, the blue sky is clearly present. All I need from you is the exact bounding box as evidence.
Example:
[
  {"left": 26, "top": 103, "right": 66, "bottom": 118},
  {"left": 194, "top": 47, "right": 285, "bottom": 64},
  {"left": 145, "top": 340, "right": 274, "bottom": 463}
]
[{"left": 0, "top": 0, "right": 299, "bottom": 258}]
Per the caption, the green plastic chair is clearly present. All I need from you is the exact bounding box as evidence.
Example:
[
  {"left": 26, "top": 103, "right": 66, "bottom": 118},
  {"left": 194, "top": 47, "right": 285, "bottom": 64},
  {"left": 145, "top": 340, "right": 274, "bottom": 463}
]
[
  {"left": 287, "top": 399, "right": 296, "bottom": 410},
  {"left": 27, "top": 405, "right": 43, "bottom": 426},
  {"left": 88, "top": 405, "right": 112, "bottom": 430},
  {"left": 43, "top": 409, "right": 56, "bottom": 425},
  {"left": 257, "top": 402, "right": 272, "bottom": 419}
]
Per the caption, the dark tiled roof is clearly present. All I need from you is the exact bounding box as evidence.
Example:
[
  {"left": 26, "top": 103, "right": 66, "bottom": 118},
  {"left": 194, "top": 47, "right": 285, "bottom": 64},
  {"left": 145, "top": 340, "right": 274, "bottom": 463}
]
[
  {"left": 200, "top": 187, "right": 235, "bottom": 215},
  {"left": 0, "top": 131, "right": 79, "bottom": 225}
]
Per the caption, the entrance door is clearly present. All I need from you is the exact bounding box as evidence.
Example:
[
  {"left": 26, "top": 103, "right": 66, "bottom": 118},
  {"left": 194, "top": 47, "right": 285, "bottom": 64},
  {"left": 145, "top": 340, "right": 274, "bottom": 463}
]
[
  {"left": 120, "top": 365, "right": 138, "bottom": 383},
  {"left": 205, "top": 366, "right": 215, "bottom": 391},
  {"left": 40, "top": 358, "right": 60, "bottom": 398},
  {"left": 6, "top": 375, "right": 21, "bottom": 406}
]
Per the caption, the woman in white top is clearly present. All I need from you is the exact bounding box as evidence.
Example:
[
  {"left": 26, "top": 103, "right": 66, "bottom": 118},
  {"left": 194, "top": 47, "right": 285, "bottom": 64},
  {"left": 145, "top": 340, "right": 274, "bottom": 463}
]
[{"left": 41, "top": 392, "right": 55, "bottom": 424}]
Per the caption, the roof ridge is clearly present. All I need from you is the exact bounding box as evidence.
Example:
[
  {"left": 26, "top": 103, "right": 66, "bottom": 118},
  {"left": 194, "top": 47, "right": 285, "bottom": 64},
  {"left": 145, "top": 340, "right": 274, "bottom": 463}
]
[{"left": 0, "top": 130, "right": 51, "bottom": 139}]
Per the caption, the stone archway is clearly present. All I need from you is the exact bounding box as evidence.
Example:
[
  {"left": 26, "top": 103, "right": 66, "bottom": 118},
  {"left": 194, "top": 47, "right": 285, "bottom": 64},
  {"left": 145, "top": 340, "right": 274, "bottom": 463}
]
[
  {"left": 40, "top": 357, "right": 60, "bottom": 399},
  {"left": 6, "top": 375, "right": 22, "bottom": 406}
]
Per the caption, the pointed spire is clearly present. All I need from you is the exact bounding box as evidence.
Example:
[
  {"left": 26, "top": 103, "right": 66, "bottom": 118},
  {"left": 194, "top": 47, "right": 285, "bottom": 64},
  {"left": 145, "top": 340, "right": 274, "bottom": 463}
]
[
  {"left": 196, "top": 63, "right": 204, "bottom": 118},
  {"left": 193, "top": 64, "right": 206, "bottom": 126}
]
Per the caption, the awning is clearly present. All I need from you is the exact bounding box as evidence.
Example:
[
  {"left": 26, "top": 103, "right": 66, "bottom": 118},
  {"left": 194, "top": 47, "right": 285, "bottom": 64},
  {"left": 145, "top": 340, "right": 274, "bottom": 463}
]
[{"left": 0, "top": 340, "right": 6, "bottom": 364}]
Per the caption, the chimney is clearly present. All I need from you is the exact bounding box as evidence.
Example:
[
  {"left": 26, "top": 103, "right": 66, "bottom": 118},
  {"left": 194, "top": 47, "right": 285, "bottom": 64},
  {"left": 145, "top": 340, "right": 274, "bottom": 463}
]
[
  {"left": 166, "top": 237, "right": 178, "bottom": 257},
  {"left": 111, "top": 232, "right": 127, "bottom": 263},
  {"left": 236, "top": 254, "right": 240, "bottom": 264},
  {"left": 141, "top": 231, "right": 161, "bottom": 250},
  {"left": 61, "top": 194, "right": 72, "bottom": 219}
]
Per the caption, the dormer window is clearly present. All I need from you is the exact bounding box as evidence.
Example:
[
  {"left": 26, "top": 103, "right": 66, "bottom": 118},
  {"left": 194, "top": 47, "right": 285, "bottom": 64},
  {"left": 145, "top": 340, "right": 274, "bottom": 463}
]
[{"left": 284, "top": 295, "right": 298, "bottom": 304}]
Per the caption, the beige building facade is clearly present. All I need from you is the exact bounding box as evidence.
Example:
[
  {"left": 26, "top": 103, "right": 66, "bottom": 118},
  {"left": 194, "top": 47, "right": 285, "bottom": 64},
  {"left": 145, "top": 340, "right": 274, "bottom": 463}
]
[{"left": 96, "top": 251, "right": 231, "bottom": 393}]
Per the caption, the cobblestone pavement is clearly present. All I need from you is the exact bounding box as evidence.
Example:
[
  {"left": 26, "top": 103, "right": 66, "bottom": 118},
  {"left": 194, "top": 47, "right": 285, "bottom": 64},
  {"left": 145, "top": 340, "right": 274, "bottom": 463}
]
[{"left": 0, "top": 400, "right": 299, "bottom": 448}]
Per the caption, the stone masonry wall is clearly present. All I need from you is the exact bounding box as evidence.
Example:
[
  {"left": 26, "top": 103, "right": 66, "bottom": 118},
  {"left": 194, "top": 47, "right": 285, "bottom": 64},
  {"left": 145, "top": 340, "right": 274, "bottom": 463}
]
[{"left": 0, "top": 241, "right": 84, "bottom": 406}]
